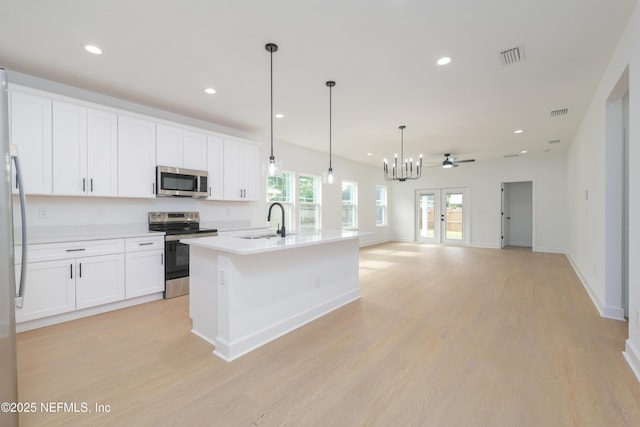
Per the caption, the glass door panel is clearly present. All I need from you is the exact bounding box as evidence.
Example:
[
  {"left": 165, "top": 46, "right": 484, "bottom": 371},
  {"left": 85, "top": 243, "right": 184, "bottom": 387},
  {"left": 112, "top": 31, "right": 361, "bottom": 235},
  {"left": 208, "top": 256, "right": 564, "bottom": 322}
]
[
  {"left": 443, "top": 192, "right": 463, "bottom": 242},
  {"left": 416, "top": 190, "right": 440, "bottom": 243}
]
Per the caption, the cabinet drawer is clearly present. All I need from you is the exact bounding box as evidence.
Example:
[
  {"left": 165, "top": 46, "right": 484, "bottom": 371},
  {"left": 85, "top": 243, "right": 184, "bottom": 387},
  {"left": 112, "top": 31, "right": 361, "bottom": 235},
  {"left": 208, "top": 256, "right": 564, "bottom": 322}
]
[
  {"left": 125, "top": 236, "right": 164, "bottom": 252},
  {"left": 28, "top": 239, "right": 125, "bottom": 263}
]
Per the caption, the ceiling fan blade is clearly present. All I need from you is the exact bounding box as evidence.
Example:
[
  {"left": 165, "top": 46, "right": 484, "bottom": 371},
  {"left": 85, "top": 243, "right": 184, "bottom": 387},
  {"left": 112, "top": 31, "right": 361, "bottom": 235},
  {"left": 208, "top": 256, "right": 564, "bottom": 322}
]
[{"left": 453, "top": 159, "right": 475, "bottom": 164}]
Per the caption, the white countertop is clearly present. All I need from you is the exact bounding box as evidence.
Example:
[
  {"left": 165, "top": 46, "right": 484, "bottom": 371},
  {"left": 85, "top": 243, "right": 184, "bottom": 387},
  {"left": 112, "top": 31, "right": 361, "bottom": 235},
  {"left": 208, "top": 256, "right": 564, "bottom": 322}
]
[
  {"left": 182, "top": 229, "right": 362, "bottom": 255},
  {"left": 16, "top": 225, "right": 165, "bottom": 245}
]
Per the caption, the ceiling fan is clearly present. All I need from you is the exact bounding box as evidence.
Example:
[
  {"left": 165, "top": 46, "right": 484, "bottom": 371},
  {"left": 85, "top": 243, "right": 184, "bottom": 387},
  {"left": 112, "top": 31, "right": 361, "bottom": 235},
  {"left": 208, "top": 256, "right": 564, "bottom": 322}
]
[{"left": 440, "top": 153, "right": 475, "bottom": 168}]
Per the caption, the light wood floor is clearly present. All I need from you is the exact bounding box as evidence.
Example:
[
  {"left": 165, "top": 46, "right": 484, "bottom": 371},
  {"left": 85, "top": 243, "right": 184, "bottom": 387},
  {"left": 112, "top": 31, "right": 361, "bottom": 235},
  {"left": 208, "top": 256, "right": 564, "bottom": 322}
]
[{"left": 17, "top": 243, "right": 640, "bottom": 426}]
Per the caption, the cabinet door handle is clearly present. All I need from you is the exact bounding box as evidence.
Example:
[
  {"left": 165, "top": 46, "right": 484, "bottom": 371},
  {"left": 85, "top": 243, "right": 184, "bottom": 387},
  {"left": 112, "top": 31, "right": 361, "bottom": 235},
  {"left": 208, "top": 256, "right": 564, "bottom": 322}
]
[
  {"left": 139, "top": 242, "right": 153, "bottom": 246},
  {"left": 161, "top": 253, "right": 164, "bottom": 265},
  {"left": 90, "top": 178, "right": 94, "bottom": 192},
  {"left": 65, "top": 248, "right": 86, "bottom": 252},
  {"left": 209, "top": 187, "right": 211, "bottom": 197},
  {"left": 83, "top": 178, "right": 86, "bottom": 192},
  {"left": 79, "top": 262, "right": 82, "bottom": 278},
  {"left": 152, "top": 183, "right": 155, "bottom": 194},
  {"left": 15, "top": 173, "right": 18, "bottom": 189},
  {"left": 70, "top": 264, "right": 73, "bottom": 279}
]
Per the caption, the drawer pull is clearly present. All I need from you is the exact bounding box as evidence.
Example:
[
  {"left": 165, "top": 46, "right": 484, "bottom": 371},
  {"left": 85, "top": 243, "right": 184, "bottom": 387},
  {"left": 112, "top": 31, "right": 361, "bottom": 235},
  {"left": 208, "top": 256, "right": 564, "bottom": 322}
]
[
  {"left": 70, "top": 264, "right": 73, "bottom": 279},
  {"left": 139, "top": 242, "right": 154, "bottom": 246},
  {"left": 65, "top": 248, "right": 86, "bottom": 252}
]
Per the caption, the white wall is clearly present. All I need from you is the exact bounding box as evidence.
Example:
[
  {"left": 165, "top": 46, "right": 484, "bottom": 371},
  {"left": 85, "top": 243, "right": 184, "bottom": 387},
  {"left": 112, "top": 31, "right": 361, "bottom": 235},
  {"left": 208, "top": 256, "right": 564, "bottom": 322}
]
[
  {"left": 565, "top": 1, "right": 640, "bottom": 379},
  {"left": 389, "top": 152, "right": 567, "bottom": 252}
]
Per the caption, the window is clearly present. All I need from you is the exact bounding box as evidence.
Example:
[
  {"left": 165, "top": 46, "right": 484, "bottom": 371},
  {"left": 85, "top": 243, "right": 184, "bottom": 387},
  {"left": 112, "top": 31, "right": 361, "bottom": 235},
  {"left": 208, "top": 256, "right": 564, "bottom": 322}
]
[
  {"left": 342, "top": 181, "right": 357, "bottom": 229},
  {"left": 376, "top": 185, "right": 387, "bottom": 226},
  {"left": 299, "top": 175, "right": 321, "bottom": 231},
  {"left": 266, "top": 172, "right": 294, "bottom": 231}
]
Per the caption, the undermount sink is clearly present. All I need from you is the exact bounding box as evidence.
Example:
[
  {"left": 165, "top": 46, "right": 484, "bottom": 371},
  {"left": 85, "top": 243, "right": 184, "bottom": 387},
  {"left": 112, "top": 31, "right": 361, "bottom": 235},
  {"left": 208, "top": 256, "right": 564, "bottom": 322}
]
[{"left": 236, "top": 233, "right": 279, "bottom": 239}]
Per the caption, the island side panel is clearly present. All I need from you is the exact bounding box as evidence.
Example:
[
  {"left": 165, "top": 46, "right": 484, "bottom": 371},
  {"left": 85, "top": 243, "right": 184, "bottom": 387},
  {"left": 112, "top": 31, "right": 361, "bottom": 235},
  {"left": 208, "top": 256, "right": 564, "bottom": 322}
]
[
  {"left": 189, "top": 245, "right": 219, "bottom": 346},
  {"left": 222, "top": 237, "right": 360, "bottom": 361}
]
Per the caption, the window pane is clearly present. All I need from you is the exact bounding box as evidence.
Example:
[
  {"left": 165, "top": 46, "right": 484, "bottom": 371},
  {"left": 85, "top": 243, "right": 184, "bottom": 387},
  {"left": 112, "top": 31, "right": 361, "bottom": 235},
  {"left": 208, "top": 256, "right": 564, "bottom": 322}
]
[
  {"left": 299, "top": 204, "right": 318, "bottom": 230},
  {"left": 299, "top": 175, "right": 317, "bottom": 203},
  {"left": 267, "top": 173, "right": 291, "bottom": 202},
  {"left": 299, "top": 175, "right": 321, "bottom": 231},
  {"left": 445, "top": 193, "right": 463, "bottom": 240},
  {"left": 342, "top": 181, "right": 357, "bottom": 228},
  {"left": 376, "top": 185, "right": 387, "bottom": 226},
  {"left": 342, "top": 183, "right": 353, "bottom": 202}
]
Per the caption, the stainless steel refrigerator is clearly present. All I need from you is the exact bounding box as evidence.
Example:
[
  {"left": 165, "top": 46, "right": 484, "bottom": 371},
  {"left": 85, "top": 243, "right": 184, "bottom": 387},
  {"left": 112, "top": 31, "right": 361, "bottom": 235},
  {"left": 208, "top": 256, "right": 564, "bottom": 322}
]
[{"left": 1, "top": 67, "right": 27, "bottom": 427}]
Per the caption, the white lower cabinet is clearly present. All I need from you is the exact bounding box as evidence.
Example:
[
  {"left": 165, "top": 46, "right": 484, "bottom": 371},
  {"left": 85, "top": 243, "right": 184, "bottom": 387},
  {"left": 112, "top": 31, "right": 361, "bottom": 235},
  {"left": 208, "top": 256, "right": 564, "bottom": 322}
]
[
  {"left": 15, "top": 259, "right": 75, "bottom": 323},
  {"left": 75, "top": 253, "right": 125, "bottom": 309},
  {"left": 125, "top": 236, "right": 165, "bottom": 298},
  {"left": 16, "top": 238, "right": 128, "bottom": 324}
]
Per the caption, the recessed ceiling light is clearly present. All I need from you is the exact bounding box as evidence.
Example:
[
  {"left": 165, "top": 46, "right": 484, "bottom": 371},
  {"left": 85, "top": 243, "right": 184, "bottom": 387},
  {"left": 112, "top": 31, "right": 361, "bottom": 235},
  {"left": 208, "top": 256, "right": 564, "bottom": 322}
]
[
  {"left": 204, "top": 88, "right": 216, "bottom": 95},
  {"left": 520, "top": 150, "right": 528, "bottom": 154},
  {"left": 275, "top": 113, "right": 284, "bottom": 119},
  {"left": 437, "top": 56, "right": 452, "bottom": 66},
  {"left": 514, "top": 129, "right": 524, "bottom": 134},
  {"left": 84, "top": 45, "right": 102, "bottom": 55},
  {"left": 367, "top": 153, "right": 373, "bottom": 156}
]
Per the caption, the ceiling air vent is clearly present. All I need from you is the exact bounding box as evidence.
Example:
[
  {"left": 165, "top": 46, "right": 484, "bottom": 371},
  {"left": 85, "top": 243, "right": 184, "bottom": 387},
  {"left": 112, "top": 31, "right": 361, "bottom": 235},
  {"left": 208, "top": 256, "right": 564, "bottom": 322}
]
[
  {"left": 499, "top": 45, "right": 523, "bottom": 65},
  {"left": 550, "top": 108, "right": 569, "bottom": 117},
  {"left": 504, "top": 153, "right": 520, "bottom": 158},
  {"left": 548, "top": 139, "right": 562, "bottom": 144}
]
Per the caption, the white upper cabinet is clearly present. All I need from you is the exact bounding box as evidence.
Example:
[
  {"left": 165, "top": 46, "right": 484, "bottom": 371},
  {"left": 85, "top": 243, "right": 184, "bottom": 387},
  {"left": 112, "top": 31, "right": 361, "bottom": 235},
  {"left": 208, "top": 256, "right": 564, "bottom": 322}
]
[
  {"left": 52, "top": 102, "right": 87, "bottom": 196},
  {"left": 52, "top": 102, "right": 118, "bottom": 197},
  {"left": 118, "top": 115, "right": 157, "bottom": 198},
  {"left": 156, "top": 124, "right": 207, "bottom": 171},
  {"left": 223, "top": 138, "right": 258, "bottom": 201},
  {"left": 206, "top": 135, "right": 224, "bottom": 200},
  {"left": 156, "top": 124, "right": 183, "bottom": 167},
  {"left": 10, "top": 90, "right": 52, "bottom": 195},
  {"left": 87, "top": 109, "right": 118, "bottom": 196},
  {"left": 183, "top": 130, "right": 207, "bottom": 170}
]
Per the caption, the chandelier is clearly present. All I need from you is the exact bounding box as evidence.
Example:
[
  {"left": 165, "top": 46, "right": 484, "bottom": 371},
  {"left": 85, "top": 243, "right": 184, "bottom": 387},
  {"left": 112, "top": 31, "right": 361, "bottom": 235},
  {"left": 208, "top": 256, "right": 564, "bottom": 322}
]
[{"left": 383, "top": 125, "right": 422, "bottom": 182}]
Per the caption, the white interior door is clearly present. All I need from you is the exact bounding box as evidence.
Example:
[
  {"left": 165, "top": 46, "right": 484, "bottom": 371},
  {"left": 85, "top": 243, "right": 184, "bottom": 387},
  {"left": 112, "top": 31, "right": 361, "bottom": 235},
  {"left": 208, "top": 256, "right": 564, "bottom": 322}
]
[{"left": 417, "top": 188, "right": 469, "bottom": 245}]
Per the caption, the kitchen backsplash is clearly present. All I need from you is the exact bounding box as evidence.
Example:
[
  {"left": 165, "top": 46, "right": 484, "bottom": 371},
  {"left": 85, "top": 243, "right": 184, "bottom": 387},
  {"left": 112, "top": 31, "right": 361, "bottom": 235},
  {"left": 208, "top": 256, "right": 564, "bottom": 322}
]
[{"left": 12, "top": 195, "right": 260, "bottom": 229}]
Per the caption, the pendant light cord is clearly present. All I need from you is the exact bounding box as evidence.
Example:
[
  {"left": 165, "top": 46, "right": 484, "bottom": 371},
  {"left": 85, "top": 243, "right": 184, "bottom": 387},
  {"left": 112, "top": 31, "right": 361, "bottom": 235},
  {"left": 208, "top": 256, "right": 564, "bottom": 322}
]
[
  {"left": 265, "top": 43, "right": 278, "bottom": 162},
  {"left": 326, "top": 81, "right": 336, "bottom": 173},
  {"left": 329, "top": 83, "right": 332, "bottom": 169},
  {"left": 270, "top": 47, "right": 274, "bottom": 159}
]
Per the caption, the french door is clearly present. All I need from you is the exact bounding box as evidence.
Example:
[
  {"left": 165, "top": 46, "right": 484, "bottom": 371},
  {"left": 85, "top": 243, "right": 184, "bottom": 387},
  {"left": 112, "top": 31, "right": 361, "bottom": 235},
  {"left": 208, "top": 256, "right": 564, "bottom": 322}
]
[{"left": 416, "top": 188, "right": 469, "bottom": 245}]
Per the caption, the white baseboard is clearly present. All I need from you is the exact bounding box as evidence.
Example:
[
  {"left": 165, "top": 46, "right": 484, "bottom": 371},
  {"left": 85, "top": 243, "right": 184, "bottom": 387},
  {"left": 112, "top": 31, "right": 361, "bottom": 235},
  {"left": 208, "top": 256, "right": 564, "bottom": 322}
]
[
  {"left": 533, "top": 246, "right": 567, "bottom": 254},
  {"left": 565, "top": 253, "right": 605, "bottom": 317},
  {"left": 624, "top": 340, "right": 640, "bottom": 383},
  {"left": 211, "top": 290, "right": 361, "bottom": 362},
  {"left": 16, "top": 293, "right": 163, "bottom": 333}
]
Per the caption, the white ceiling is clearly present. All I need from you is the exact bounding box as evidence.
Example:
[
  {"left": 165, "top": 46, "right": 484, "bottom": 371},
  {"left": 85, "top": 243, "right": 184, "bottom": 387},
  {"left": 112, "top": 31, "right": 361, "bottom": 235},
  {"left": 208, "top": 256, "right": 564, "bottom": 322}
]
[{"left": 0, "top": 0, "right": 636, "bottom": 167}]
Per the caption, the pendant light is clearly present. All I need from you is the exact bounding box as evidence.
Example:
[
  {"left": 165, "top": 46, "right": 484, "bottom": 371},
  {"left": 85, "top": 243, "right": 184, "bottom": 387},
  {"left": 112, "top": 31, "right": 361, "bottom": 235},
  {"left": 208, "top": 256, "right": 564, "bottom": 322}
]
[
  {"left": 325, "top": 80, "right": 336, "bottom": 184},
  {"left": 265, "top": 42, "right": 280, "bottom": 176},
  {"left": 383, "top": 125, "right": 422, "bottom": 182}
]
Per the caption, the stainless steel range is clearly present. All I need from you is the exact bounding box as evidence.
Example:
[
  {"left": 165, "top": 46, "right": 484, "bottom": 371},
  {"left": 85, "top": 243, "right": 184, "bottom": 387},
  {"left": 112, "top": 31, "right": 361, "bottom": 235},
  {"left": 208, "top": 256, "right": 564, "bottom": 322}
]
[{"left": 148, "top": 212, "right": 218, "bottom": 298}]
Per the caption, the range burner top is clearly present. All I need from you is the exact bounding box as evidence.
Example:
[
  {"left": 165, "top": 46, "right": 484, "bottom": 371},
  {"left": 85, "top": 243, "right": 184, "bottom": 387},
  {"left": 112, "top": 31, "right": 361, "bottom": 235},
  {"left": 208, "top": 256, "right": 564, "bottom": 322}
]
[{"left": 148, "top": 212, "right": 218, "bottom": 241}]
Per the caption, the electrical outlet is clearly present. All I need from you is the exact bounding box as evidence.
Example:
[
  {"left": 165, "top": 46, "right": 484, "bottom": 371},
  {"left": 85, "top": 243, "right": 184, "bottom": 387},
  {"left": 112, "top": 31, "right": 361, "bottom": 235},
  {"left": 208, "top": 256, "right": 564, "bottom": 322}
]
[
  {"left": 315, "top": 277, "right": 321, "bottom": 288},
  {"left": 96, "top": 208, "right": 103, "bottom": 217},
  {"left": 38, "top": 208, "right": 47, "bottom": 219}
]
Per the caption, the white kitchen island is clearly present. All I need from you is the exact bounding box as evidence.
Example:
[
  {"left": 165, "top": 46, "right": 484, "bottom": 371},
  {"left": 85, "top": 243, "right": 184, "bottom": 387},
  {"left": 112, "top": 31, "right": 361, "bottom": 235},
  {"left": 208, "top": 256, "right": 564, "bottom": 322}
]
[{"left": 181, "top": 230, "right": 362, "bottom": 361}]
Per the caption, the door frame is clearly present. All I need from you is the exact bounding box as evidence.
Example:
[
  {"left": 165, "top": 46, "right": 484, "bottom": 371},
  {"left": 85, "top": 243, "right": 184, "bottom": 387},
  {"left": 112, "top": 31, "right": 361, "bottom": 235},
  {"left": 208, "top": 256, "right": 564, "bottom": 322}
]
[
  {"left": 415, "top": 187, "right": 470, "bottom": 246},
  {"left": 500, "top": 180, "right": 536, "bottom": 250}
]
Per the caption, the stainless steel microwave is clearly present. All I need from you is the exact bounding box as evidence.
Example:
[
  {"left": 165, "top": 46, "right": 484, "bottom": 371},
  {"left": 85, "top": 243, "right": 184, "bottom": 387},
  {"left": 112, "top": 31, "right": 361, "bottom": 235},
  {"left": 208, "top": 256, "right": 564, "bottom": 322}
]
[{"left": 156, "top": 166, "right": 208, "bottom": 198}]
